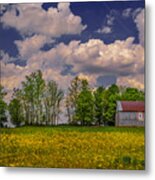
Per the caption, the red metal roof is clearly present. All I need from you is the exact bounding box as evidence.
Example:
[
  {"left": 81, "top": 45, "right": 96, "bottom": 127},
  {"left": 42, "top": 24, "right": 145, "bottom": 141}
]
[{"left": 121, "top": 101, "right": 145, "bottom": 112}]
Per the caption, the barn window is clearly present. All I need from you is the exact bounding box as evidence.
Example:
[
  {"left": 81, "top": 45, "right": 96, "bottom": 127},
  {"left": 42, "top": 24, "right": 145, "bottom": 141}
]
[{"left": 138, "top": 113, "right": 144, "bottom": 121}]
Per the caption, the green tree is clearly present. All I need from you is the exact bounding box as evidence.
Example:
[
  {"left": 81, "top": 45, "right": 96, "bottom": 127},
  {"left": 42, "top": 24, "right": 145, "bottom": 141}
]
[
  {"left": 121, "top": 87, "right": 144, "bottom": 101},
  {"left": 34, "top": 70, "right": 45, "bottom": 124},
  {"left": 94, "top": 87, "right": 105, "bottom": 125},
  {"left": 0, "top": 85, "right": 7, "bottom": 126},
  {"left": 43, "top": 80, "right": 64, "bottom": 125},
  {"left": 22, "top": 73, "right": 36, "bottom": 124},
  {"left": 21, "top": 70, "right": 45, "bottom": 124},
  {"left": 75, "top": 80, "right": 94, "bottom": 126},
  {"left": 11, "top": 88, "right": 27, "bottom": 124},
  {"left": 103, "top": 84, "right": 120, "bottom": 125},
  {"left": 66, "top": 76, "right": 82, "bottom": 124},
  {"left": 9, "top": 98, "right": 24, "bottom": 126},
  {"left": 10, "top": 70, "right": 64, "bottom": 126},
  {"left": 103, "top": 85, "right": 144, "bottom": 126},
  {"left": 0, "top": 85, "right": 7, "bottom": 99}
]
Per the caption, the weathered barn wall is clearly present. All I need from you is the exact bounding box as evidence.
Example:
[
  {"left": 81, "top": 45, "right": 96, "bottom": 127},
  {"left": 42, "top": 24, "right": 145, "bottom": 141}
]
[{"left": 116, "top": 112, "right": 144, "bottom": 127}]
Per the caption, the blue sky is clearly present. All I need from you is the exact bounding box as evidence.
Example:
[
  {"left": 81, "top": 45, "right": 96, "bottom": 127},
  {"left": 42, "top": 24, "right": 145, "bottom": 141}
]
[{"left": 0, "top": 1, "right": 145, "bottom": 101}]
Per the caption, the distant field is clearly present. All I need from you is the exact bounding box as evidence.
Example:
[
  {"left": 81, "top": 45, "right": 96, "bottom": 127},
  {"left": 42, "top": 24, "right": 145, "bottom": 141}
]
[{"left": 0, "top": 126, "right": 145, "bottom": 170}]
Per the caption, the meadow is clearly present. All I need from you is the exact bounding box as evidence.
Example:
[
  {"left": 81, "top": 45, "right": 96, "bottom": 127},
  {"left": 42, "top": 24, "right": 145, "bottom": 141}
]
[{"left": 0, "top": 126, "right": 145, "bottom": 170}]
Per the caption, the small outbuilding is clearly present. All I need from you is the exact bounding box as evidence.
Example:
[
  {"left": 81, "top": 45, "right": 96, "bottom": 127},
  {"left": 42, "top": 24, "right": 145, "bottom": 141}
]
[{"left": 115, "top": 101, "right": 145, "bottom": 127}]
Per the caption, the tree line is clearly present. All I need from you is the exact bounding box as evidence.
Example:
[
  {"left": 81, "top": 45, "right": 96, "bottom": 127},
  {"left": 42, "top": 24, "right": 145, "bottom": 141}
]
[
  {"left": 0, "top": 70, "right": 144, "bottom": 127},
  {"left": 65, "top": 76, "right": 144, "bottom": 126}
]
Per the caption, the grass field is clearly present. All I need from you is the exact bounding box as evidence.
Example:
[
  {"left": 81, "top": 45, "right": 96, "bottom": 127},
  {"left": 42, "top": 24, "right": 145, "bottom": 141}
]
[{"left": 0, "top": 126, "right": 145, "bottom": 170}]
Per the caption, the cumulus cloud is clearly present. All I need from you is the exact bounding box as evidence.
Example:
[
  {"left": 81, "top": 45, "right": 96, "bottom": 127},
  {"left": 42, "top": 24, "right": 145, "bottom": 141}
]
[
  {"left": 0, "top": 50, "right": 10, "bottom": 63},
  {"left": 59, "top": 37, "right": 144, "bottom": 77},
  {"left": 1, "top": 60, "right": 28, "bottom": 102},
  {"left": 96, "top": 9, "right": 117, "bottom": 34},
  {"left": 0, "top": 3, "right": 145, "bottom": 107},
  {"left": 117, "top": 75, "right": 144, "bottom": 90},
  {"left": 1, "top": 3, "right": 87, "bottom": 63},
  {"left": 122, "top": 8, "right": 132, "bottom": 18},
  {"left": 1, "top": 3, "right": 86, "bottom": 38},
  {"left": 14, "top": 35, "right": 54, "bottom": 59},
  {"left": 134, "top": 9, "right": 144, "bottom": 46},
  {"left": 0, "top": 50, "right": 16, "bottom": 63},
  {"left": 106, "top": 16, "right": 114, "bottom": 26},
  {"left": 97, "top": 26, "right": 112, "bottom": 34},
  {"left": 1, "top": 36, "right": 144, "bottom": 102},
  {"left": 3, "top": 37, "right": 144, "bottom": 91},
  {"left": 132, "top": 8, "right": 142, "bottom": 19}
]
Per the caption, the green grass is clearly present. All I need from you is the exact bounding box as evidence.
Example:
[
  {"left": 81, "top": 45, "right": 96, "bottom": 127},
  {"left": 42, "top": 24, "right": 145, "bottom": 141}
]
[{"left": 0, "top": 125, "right": 144, "bottom": 134}]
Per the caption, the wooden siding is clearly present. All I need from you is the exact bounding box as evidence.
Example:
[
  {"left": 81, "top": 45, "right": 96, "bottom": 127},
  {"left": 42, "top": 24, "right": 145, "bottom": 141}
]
[{"left": 115, "top": 112, "right": 144, "bottom": 127}]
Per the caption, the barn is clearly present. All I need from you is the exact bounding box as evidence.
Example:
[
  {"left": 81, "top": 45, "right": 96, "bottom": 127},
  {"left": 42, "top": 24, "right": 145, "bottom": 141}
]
[{"left": 115, "top": 101, "right": 145, "bottom": 127}]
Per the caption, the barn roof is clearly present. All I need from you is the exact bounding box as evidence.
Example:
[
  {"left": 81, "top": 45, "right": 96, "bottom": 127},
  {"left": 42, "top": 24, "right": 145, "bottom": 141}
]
[{"left": 117, "top": 101, "right": 145, "bottom": 112}]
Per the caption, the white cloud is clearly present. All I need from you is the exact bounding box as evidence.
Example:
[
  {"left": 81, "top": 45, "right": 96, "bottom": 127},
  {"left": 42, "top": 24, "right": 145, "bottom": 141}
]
[
  {"left": 117, "top": 75, "right": 144, "bottom": 90},
  {"left": 61, "top": 37, "right": 144, "bottom": 77},
  {"left": 27, "top": 37, "right": 144, "bottom": 86},
  {"left": 0, "top": 3, "right": 145, "bottom": 106},
  {"left": 1, "top": 3, "right": 87, "bottom": 63},
  {"left": 14, "top": 35, "right": 53, "bottom": 59},
  {"left": 0, "top": 50, "right": 10, "bottom": 63},
  {"left": 1, "top": 36, "right": 144, "bottom": 103},
  {"left": 1, "top": 3, "right": 86, "bottom": 37},
  {"left": 97, "top": 26, "right": 112, "bottom": 34},
  {"left": 28, "top": 37, "right": 144, "bottom": 88},
  {"left": 122, "top": 8, "right": 132, "bottom": 17},
  {"left": 106, "top": 12, "right": 116, "bottom": 26},
  {"left": 132, "top": 8, "right": 142, "bottom": 19},
  {"left": 134, "top": 9, "right": 144, "bottom": 46},
  {"left": 96, "top": 9, "right": 116, "bottom": 34},
  {"left": 1, "top": 61, "right": 28, "bottom": 102},
  {"left": 0, "top": 50, "right": 16, "bottom": 63}
]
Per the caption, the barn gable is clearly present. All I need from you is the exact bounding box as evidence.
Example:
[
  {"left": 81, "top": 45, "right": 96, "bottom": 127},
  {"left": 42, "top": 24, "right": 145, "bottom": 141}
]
[{"left": 115, "top": 101, "right": 145, "bottom": 127}]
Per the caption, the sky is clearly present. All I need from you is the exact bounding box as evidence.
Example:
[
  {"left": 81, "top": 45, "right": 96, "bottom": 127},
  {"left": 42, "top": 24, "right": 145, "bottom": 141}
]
[{"left": 0, "top": 0, "right": 145, "bottom": 101}]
